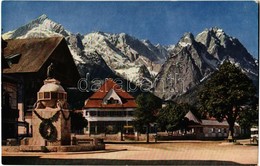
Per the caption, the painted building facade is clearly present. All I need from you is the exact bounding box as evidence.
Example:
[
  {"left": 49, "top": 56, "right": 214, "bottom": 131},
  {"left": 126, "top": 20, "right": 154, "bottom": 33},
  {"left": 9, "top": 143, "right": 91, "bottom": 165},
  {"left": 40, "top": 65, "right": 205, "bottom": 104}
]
[{"left": 83, "top": 79, "right": 137, "bottom": 134}]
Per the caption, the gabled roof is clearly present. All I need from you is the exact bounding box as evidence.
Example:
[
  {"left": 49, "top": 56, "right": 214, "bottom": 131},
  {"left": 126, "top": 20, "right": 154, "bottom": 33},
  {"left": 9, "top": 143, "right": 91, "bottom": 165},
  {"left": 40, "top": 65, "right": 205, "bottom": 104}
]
[
  {"left": 90, "top": 79, "right": 135, "bottom": 99},
  {"left": 3, "top": 37, "right": 63, "bottom": 73},
  {"left": 84, "top": 79, "right": 137, "bottom": 108},
  {"left": 185, "top": 111, "right": 201, "bottom": 124},
  {"left": 185, "top": 111, "right": 240, "bottom": 127}
]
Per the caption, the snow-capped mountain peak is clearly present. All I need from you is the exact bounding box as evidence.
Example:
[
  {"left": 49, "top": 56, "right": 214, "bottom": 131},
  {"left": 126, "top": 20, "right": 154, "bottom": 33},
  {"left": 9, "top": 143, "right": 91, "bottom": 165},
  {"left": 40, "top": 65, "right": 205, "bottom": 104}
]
[
  {"left": 35, "top": 14, "right": 48, "bottom": 23},
  {"left": 196, "top": 27, "right": 236, "bottom": 49},
  {"left": 2, "top": 14, "right": 70, "bottom": 40}
]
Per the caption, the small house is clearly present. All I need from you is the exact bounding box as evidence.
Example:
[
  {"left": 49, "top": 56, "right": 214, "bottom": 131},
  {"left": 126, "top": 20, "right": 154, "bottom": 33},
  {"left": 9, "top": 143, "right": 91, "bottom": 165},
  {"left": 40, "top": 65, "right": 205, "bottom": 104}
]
[{"left": 185, "top": 111, "right": 240, "bottom": 139}]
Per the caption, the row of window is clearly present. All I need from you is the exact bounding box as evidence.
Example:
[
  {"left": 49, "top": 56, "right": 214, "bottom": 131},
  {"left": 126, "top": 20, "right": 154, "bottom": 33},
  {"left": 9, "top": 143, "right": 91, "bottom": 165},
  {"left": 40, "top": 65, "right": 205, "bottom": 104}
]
[
  {"left": 38, "top": 92, "right": 67, "bottom": 100},
  {"left": 88, "top": 121, "right": 133, "bottom": 134},
  {"left": 86, "top": 111, "right": 134, "bottom": 117},
  {"left": 207, "top": 128, "right": 228, "bottom": 133}
]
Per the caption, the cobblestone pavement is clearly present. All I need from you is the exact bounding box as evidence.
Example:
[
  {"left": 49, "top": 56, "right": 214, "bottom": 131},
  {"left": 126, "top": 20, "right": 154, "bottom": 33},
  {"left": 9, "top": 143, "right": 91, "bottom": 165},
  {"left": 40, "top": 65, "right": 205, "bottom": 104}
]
[{"left": 2, "top": 140, "right": 258, "bottom": 165}]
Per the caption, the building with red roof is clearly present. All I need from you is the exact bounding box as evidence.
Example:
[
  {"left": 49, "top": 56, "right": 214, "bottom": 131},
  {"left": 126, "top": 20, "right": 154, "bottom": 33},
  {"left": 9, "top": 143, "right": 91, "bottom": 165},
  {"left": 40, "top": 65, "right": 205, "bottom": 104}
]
[{"left": 83, "top": 79, "right": 137, "bottom": 134}]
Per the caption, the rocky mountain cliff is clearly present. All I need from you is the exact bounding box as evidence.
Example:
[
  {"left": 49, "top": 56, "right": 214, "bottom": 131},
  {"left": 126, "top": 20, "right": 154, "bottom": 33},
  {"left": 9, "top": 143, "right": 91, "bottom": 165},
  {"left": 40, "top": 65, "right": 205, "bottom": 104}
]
[
  {"left": 196, "top": 28, "right": 258, "bottom": 83},
  {"left": 153, "top": 27, "right": 258, "bottom": 100}
]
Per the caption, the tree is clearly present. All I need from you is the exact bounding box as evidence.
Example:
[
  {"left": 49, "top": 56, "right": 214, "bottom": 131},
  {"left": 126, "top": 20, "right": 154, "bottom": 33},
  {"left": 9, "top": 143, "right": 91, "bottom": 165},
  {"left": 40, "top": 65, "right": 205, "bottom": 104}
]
[
  {"left": 199, "top": 61, "right": 257, "bottom": 140},
  {"left": 134, "top": 93, "right": 162, "bottom": 143},
  {"left": 71, "top": 111, "right": 88, "bottom": 134},
  {"left": 157, "top": 103, "right": 195, "bottom": 134},
  {"left": 237, "top": 96, "right": 258, "bottom": 136}
]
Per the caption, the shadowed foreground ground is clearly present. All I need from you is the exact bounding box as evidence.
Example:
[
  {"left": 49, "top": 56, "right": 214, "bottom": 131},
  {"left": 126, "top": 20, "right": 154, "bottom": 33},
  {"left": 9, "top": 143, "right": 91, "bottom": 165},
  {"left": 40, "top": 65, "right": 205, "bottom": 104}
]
[
  {"left": 2, "top": 156, "right": 249, "bottom": 165},
  {"left": 2, "top": 140, "right": 258, "bottom": 165}
]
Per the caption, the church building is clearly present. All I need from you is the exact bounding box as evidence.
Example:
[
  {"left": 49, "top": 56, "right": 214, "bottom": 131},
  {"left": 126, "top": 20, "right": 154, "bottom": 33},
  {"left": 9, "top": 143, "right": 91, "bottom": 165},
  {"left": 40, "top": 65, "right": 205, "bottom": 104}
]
[{"left": 83, "top": 79, "right": 137, "bottom": 135}]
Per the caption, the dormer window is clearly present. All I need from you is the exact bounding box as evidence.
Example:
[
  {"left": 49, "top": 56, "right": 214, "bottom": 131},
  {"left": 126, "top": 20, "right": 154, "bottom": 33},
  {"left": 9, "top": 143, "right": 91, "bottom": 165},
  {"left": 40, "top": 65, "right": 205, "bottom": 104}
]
[
  {"left": 107, "top": 97, "right": 119, "bottom": 104},
  {"left": 5, "top": 53, "right": 21, "bottom": 66},
  {"left": 102, "top": 89, "right": 123, "bottom": 105}
]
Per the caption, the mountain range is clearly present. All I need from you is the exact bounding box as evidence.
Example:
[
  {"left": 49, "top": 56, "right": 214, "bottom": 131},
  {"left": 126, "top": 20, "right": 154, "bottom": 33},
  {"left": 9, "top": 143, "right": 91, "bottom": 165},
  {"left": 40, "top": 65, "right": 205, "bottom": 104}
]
[
  {"left": 154, "top": 28, "right": 258, "bottom": 100},
  {"left": 2, "top": 14, "right": 258, "bottom": 101}
]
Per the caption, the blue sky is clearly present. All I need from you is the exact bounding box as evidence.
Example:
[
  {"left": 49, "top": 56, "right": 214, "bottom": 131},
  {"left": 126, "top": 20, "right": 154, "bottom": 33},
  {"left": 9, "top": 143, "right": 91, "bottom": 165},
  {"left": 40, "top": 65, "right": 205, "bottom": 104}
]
[{"left": 1, "top": 1, "right": 259, "bottom": 58}]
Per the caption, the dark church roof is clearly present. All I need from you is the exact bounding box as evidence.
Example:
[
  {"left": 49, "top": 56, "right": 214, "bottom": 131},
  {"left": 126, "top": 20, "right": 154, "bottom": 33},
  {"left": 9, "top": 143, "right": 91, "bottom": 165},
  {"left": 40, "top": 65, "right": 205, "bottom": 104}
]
[
  {"left": 2, "top": 37, "right": 80, "bottom": 86},
  {"left": 3, "top": 37, "right": 63, "bottom": 73}
]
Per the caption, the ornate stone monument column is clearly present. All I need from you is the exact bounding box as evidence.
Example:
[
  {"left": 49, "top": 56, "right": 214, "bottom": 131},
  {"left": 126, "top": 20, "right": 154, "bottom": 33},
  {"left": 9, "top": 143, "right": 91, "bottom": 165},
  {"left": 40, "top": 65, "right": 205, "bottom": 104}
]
[{"left": 30, "top": 78, "right": 71, "bottom": 146}]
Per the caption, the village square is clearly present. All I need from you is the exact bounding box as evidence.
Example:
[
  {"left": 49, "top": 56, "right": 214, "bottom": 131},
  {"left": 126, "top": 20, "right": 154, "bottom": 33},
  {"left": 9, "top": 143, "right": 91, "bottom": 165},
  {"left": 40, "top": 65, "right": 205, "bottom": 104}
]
[{"left": 1, "top": 1, "right": 259, "bottom": 165}]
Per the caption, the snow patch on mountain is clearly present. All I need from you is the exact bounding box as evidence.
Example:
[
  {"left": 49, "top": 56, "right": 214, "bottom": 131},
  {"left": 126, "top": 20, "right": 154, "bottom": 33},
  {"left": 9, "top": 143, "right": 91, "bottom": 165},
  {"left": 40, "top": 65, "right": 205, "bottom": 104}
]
[
  {"left": 82, "top": 32, "right": 129, "bottom": 68},
  {"left": 178, "top": 42, "right": 191, "bottom": 48},
  {"left": 81, "top": 31, "right": 168, "bottom": 83},
  {"left": 115, "top": 65, "right": 140, "bottom": 82}
]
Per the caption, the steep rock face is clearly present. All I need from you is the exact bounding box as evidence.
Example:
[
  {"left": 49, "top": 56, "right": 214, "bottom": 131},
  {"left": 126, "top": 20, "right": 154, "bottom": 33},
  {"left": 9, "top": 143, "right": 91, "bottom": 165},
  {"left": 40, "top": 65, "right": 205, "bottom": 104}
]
[
  {"left": 154, "top": 28, "right": 258, "bottom": 100},
  {"left": 153, "top": 33, "right": 216, "bottom": 99},
  {"left": 196, "top": 27, "right": 258, "bottom": 84},
  {"left": 196, "top": 27, "right": 258, "bottom": 75}
]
